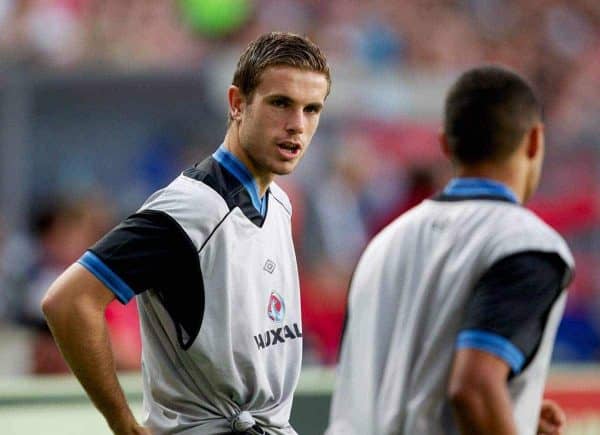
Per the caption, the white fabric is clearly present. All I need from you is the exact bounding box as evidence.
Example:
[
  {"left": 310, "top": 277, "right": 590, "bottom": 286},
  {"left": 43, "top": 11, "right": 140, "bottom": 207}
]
[
  {"left": 137, "top": 174, "right": 300, "bottom": 435},
  {"left": 327, "top": 199, "right": 574, "bottom": 435}
]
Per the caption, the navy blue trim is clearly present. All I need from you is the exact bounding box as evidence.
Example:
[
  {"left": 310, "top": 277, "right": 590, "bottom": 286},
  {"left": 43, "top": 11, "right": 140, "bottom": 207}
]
[
  {"left": 456, "top": 329, "right": 525, "bottom": 374},
  {"left": 78, "top": 251, "right": 135, "bottom": 304},
  {"left": 183, "top": 157, "right": 267, "bottom": 227},
  {"left": 213, "top": 146, "right": 265, "bottom": 216},
  {"left": 443, "top": 178, "right": 519, "bottom": 203}
]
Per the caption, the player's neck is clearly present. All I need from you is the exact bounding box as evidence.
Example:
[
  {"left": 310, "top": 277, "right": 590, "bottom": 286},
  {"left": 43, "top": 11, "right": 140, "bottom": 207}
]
[
  {"left": 455, "top": 164, "right": 526, "bottom": 204},
  {"left": 222, "top": 130, "right": 272, "bottom": 197}
]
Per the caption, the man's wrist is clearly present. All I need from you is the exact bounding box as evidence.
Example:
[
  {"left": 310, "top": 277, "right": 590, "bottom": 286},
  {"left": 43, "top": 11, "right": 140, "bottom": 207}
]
[{"left": 108, "top": 412, "right": 142, "bottom": 435}]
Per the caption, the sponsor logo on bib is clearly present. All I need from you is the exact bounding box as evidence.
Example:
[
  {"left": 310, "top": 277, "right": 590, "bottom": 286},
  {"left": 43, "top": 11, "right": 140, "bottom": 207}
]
[
  {"left": 253, "top": 323, "right": 303, "bottom": 350},
  {"left": 267, "top": 291, "right": 285, "bottom": 323},
  {"left": 253, "top": 292, "right": 302, "bottom": 350}
]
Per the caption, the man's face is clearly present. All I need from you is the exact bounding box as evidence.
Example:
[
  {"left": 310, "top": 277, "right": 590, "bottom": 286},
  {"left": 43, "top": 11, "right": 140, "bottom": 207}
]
[{"left": 235, "top": 66, "right": 329, "bottom": 181}]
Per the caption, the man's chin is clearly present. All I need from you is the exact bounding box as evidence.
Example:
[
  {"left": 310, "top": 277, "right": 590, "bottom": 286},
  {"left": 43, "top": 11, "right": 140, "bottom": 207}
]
[{"left": 271, "top": 162, "right": 298, "bottom": 176}]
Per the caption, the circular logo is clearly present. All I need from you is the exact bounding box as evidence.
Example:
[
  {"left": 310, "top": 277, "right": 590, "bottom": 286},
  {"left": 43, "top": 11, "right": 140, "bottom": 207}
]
[{"left": 267, "top": 291, "right": 285, "bottom": 323}]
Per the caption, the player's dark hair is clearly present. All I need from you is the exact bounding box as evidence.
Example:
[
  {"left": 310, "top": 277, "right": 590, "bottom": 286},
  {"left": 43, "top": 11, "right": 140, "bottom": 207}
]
[
  {"left": 229, "top": 32, "right": 330, "bottom": 124},
  {"left": 444, "top": 65, "right": 541, "bottom": 165}
]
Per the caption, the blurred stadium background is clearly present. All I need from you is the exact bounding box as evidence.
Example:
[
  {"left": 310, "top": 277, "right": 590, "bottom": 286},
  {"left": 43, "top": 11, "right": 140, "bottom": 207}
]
[{"left": 0, "top": 0, "right": 599, "bottom": 433}]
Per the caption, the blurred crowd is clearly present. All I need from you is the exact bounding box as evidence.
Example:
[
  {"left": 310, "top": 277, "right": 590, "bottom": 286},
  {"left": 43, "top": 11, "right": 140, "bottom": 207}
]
[{"left": 0, "top": 0, "right": 599, "bottom": 372}]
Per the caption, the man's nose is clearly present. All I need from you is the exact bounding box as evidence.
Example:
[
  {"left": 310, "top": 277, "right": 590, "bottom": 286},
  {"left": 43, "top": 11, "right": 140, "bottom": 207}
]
[{"left": 285, "top": 109, "right": 305, "bottom": 135}]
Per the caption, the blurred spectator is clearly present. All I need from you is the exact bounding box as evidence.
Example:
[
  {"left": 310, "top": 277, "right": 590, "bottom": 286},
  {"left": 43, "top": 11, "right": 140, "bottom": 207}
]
[
  {"left": 369, "top": 166, "right": 437, "bottom": 237},
  {"left": 1, "top": 0, "right": 599, "bottom": 366},
  {"left": 0, "top": 0, "right": 207, "bottom": 69},
  {"left": 17, "top": 193, "right": 141, "bottom": 373},
  {"left": 0, "top": 215, "right": 7, "bottom": 321},
  {"left": 305, "top": 135, "right": 375, "bottom": 273},
  {"left": 300, "top": 260, "right": 348, "bottom": 365},
  {"left": 0, "top": 213, "right": 37, "bottom": 376}
]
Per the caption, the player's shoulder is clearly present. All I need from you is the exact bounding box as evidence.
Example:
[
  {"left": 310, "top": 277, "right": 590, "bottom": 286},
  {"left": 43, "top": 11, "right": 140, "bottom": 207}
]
[
  {"left": 268, "top": 181, "right": 292, "bottom": 217},
  {"left": 486, "top": 204, "right": 574, "bottom": 268},
  {"left": 363, "top": 200, "right": 430, "bottom": 252},
  {"left": 496, "top": 204, "right": 563, "bottom": 239},
  {"left": 136, "top": 170, "right": 232, "bottom": 249},
  {"left": 141, "top": 173, "right": 229, "bottom": 217},
  {"left": 381, "top": 199, "right": 433, "bottom": 231}
]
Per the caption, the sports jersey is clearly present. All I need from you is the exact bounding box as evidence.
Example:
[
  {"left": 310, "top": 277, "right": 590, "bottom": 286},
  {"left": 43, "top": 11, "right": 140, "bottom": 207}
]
[
  {"left": 78, "top": 146, "right": 303, "bottom": 435},
  {"left": 327, "top": 178, "right": 574, "bottom": 435}
]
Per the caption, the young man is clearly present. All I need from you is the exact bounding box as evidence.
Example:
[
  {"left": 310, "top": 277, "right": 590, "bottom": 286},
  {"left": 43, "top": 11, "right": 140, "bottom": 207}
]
[
  {"left": 42, "top": 32, "right": 330, "bottom": 435},
  {"left": 326, "top": 66, "right": 573, "bottom": 435}
]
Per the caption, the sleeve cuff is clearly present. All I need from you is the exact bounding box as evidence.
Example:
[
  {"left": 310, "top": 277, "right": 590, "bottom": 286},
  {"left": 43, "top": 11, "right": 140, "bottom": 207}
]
[
  {"left": 78, "top": 251, "right": 135, "bottom": 304},
  {"left": 456, "top": 329, "right": 525, "bottom": 374}
]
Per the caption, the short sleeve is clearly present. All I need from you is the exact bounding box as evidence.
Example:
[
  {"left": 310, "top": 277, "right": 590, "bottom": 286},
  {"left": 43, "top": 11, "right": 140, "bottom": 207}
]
[
  {"left": 78, "top": 209, "right": 200, "bottom": 304},
  {"left": 456, "top": 251, "right": 569, "bottom": 375}
]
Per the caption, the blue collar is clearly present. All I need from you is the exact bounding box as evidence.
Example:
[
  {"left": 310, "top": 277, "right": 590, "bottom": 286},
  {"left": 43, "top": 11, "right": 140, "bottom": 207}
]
[
  {"left": 443, "top": 178, "right": 519, "bottom": 204},
  {"left": 212, "top": 146, "right": 266, "bottom": 216}
]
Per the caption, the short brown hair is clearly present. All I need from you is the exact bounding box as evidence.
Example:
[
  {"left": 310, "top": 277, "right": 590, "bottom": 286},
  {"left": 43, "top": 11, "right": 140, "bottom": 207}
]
[
  {"left": 444, "top": 65, "right": 541, "bottom": 165},
  {"left": 230, "top": 32, "right": 330, "bottom": 117}
]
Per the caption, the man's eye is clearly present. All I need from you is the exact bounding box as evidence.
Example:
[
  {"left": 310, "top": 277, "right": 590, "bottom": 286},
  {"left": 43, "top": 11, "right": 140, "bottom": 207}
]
[
  {"left": 272, "top": 99, "right": 288, "bottom": 107},
  {"left": 304, "top": 105, "right": 321, "bottom": 114}
]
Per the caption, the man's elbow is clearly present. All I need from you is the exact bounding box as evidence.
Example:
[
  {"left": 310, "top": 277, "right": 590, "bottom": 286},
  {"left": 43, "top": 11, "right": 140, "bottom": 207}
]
[
  {"left": 41, "top": 284, "right": 64, "bottom": 323},
  {"left": 448, "top": 368, "right": 504, "bottom": 412},
  {"left": 42, "top": 265, "right": 115, "bottom": 326},
  {"left": 41, "top": 270, "right": 75, "bottom": 324},
  {"left": 448, "top": 381, "right": 480, "bottom": 412},
  {"left": 447, "top": 374, "right": 505, "bottom": 417}
]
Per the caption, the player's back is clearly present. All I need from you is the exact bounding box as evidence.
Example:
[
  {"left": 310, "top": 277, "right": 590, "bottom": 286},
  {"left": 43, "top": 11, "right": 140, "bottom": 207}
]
[{"left": 327, "top": 196, "right": 572, "bottom": 435}]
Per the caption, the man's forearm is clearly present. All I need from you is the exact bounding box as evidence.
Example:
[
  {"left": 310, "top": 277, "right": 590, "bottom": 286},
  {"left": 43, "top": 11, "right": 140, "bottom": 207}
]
[
  {"left": 448, "top": 348, "right": 518, "bottom": 435},
  {"left": 42, "top": 265, "right": 142, "bottom": 434},
  {"left": 450, "top": 383, "right": 517, "bottom": 435}
]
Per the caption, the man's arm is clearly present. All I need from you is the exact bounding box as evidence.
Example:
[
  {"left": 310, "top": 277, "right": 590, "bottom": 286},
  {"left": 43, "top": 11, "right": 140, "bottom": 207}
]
[
  {"left": 448, "top": 251, "right": 570, "bottom": 435},
  {"left": 41, "top": 263, "right": 150, "bottom": 435},
  {"left": 448, "top": 348, "right": 517, "bottom": 435},
  {"left": 448, "top": 353, "right": 568, "bottom": 435}
]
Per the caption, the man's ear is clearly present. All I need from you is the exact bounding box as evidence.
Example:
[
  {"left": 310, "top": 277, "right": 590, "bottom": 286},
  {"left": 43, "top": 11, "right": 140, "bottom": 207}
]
[
  {"left": 439, "top": 132, "right": 451, "bottom": 159},
  {"left": 525, "top": 123, "right": 544, "bottom": 160},
  {"left": 228, "top": 85, "right": 245, "bottom": 122}
]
